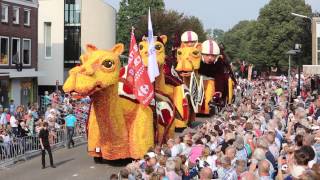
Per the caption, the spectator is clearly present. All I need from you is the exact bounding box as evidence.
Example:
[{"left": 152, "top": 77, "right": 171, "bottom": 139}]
[
  {"left": 9, "top": 99, "right": 15, "bottom": 115},
  {"left": 19, "top": 121, "right": 29, "bottom": 137},
  {"left": 0, "top": 108, "right": 7, "bottom": 128},
  {"left": 10, "top": 113, "right": 19, "bottom": 137},
  {"left": 258, "top": 160, "right": 272, "bottom": 180},
  {"left": 199, "top": 167, "right": 213, "bottom": 180},
  {"left": 217, "top": 156, "right": 237, "bottom": 180},
  {"left": 39, "top": 122, "right": 56, "bottom": 169},
  {"left": 65, "top": 109, "right": 77, "bottom": 149},
  {"left": 166, "top": 159, "right": 181, "bottom": 180},
  {"left": 109, "top": 174, "right": 118, "bottom": 180}
]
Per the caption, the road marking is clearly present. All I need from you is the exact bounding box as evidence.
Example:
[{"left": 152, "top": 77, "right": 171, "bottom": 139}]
[
  {"left": 90, "top": 166, "right": 95, "bottom": 169},
  {"left": 72, "top": 174, "right": 78, "bottom": 177}
]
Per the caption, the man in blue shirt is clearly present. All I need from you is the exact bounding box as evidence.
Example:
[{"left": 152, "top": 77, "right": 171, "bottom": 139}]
[{"left": 65, "top": 109, "right": 77, "bottom": 149}]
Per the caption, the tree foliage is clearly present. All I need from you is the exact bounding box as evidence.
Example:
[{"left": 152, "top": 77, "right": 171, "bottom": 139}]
[
  {"left": 223, "top": 0, "right": 312, "bottom": 72},
  {"left": 132, "top": 10, "right": 207, "bottom": 55},
  {"left": 117, "top": 0, "right": 165, "bottom": 52},
  {"left": 206, "top": 28, "right": 225, "bottom": 43}
]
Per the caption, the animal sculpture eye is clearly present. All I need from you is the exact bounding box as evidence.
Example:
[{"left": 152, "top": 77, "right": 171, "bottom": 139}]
[
  {"left": 193, "top": 51, "right": 199, "bottom": 56},
  {"left": 177, "top": 51, "right": 182, "bottom": 55},
  {"left": 155, "top": 44, "right": 162, "bottom": 50},
  {"left": 139, "top": 44, "right": 144, "bottom": 50},
  {"left": 102, "top": 60, "right": 114, "bottom": 69}
]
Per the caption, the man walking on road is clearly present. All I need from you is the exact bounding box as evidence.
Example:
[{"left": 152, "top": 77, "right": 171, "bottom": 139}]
[
  {"left": 39, "top": 122, "right": 55, "bottom": 169},
  {"left": 65, "top": 109, "right": 77, "bottom": 149}
]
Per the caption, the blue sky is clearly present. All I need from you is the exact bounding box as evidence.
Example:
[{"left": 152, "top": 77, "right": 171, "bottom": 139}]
[{"left": 105, "top": 0, "right": 320, "bottom": 31}]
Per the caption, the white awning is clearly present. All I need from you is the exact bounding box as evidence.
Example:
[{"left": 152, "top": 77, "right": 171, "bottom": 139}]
[
  {"left": 303, "top": 65, "right": 320, "bottom": 75},
  {"left": 0, "top": 69, "right": 45, "bottom": 78}
]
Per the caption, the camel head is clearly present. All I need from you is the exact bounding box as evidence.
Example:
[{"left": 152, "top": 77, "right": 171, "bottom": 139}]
[
  {"left": 139, "top": 35, "right": 167, "bottom": 67},
  {"left": 175, "top": 43, "right": 202, "bottom": 77},
  {"left": 63, "top": 44, "right": 124, "bottom": 96}
]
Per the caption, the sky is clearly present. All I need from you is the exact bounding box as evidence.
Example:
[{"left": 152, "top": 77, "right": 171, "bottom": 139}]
[{"left": 105, "top": 0, "right": 320, "bottom": 31}]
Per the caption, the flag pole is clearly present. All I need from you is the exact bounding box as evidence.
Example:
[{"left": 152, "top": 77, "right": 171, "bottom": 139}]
[{"left": 153, "top": 79, "right": 158, "bottom": 145}]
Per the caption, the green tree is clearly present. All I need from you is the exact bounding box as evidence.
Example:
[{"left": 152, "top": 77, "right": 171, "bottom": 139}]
[
  {"left": 250, "top": 0, "right": 312, "bottom": 71},
  {"left": 222, "top": 0, "right": 312, "bottom": 72},
  {"left": 223, "top": 20, "right": 256, "bottom": 64},
  {"left": 206, "top": 28, "right": 224, "bottom": 43},
  {"left": 133, "top": 10, "right": 207, "bottom": 55},
  {"left": 116, "top": 0, "right": 165, "bottom": 52}
]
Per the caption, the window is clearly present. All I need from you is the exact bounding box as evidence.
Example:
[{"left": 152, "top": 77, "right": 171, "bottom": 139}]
[
  {"left": 13, "top": 7, "right": 19, "bottom": 24},
  {"left": 44, "top": 22, "right": 52, "bottom": 58},
  {"left": 0, "top": 37, "right": 9, "bottom": 65},
  {"left": 64, "top": 26, "right": 81, "bottom": 67},
  {"left": 65, "top": 0, "right": 81, "bottom": 25},
  {"left": 22, "top": 39, "right": 31, "bottom": 65},
  {"left": 1, "top": 4, "right": 8, "bottom": 23},
  {"left": 24, "top": 9, "right": 30, "bottom": 26},
  {"left": 11, "top": 38, "right": 20, "bottom": 65}
]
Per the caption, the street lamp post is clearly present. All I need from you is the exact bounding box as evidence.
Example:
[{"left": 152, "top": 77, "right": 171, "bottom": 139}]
[
  {"left": 286, "top": 49, "right": 301, "bottom": 106},
  {"left": 291, "top": 13, "right": 312, "bottom": 21},
  {"left": 291, "top": 12, "right": 312, "bottom": 96},
  {"left": 295, "top": 44, "right": 302, "bottom": 96}
]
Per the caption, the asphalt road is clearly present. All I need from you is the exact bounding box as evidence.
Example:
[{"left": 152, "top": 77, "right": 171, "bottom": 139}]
[
  {"left": 0, "top": 144, "right": 124, "bottom": 180},
  {"left": 0, "top": 117, "right": 209, "bottom": 180}
]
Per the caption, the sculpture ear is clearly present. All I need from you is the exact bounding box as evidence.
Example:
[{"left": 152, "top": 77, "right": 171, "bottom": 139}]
[
  {"left": 160, "top": 35, "right": 167, "bottom": 44},
  {"left": 142, "top": 36, "right": 148, "bottom": 41},
  {"left": 86, "top": 44, "right": 97, "bottom": 53},
  {"left": 80, "top": 54, "right": 88, "bottom": 64},
  {"left": 111, "top": 43, "right": 124, "bottom": 55},
  {"left": 180, "top": 43, "right": 187, "bottom": 48},
  {"left": 195, "top": 43, "right": 202, "bottom": 50}
]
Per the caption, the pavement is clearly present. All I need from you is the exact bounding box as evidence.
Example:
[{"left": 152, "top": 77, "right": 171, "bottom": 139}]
[{"left": 0, "top": 144, "right": 123, "bottom": 180}]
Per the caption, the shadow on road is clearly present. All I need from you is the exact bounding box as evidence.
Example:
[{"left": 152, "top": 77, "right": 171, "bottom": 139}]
[
  {"left": 55, "top": 158, "right": 75, "bottom": 167},
  {"left": 95, "top": 158, "right": 134, "bottom": 167}
]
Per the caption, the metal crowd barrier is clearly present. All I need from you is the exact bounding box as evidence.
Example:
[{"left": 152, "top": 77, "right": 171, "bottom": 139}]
[{"left": 0, "top": 127, "right": 87, "bottom": 168}]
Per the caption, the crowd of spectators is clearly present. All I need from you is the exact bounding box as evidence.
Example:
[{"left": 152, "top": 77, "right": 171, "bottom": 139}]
[
  {"left": 0, "top": 91, "right": 90, "bottom": 158},
  {"left": 0, "top": 101, "right": 40, "bottom": 142},
  {"left": 112, "top": 75, "right": 320, "bottom": 180}
]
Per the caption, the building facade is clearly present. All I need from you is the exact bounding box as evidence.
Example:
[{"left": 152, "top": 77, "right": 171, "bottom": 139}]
[
  {"left": 312, "top": 17, "right": 320, "bottom": 65},
  {"left": 38, "top": 0, "right": 116, "bottom": 95},
  {"left": 0, "top": 0, "right": 39, "bottom": 107}
]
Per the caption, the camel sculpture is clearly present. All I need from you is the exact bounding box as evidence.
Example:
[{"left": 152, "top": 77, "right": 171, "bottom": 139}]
[
  {"left": 63, "top": 44, "right": 154, "bottom": 160},
  {"left": 176, "top": 43, "right": 236, "bottom": 115},
  {"left": 175, "top": 43, "right": 207, "bottom": 117},
  {"left": 137, "top": 35, "right": 179, "bottom": 143}
]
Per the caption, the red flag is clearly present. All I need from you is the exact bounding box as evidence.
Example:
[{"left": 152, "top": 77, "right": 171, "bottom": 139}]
[{"left": 126, "top": 32, "right": 154, "bottom": 106}]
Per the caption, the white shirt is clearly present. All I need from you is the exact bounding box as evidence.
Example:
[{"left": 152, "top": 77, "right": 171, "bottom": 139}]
[
  {"left": 10, "top": 116, "right": 18, "bottom": 128},
  {"left": 198, "top": 155, "right": 218, "bottom": 171},
  {"left": 171, "top": 144, "right": 182, "bottom": 157},
  {"left": 0, "top": 134, "right": 11, "bottom": 143},
  {"left": 0, "top": 113, "right": 6, "bottom": 125},
  {"left": 181, "top": 146, "right": 191, "bottom": 157}
]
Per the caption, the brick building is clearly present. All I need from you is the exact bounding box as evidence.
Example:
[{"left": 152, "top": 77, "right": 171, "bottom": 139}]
[{"left": 0, "top": 0, "right": 40, "bottom": 108}]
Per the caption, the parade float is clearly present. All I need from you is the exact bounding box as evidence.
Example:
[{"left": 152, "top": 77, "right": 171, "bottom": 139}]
[
  {"left": 63, "top": 44, "right": 137, "bottom": 160},
  {"left": 119, "top": 34, "right": 179, "bottom": 145},
  {"left": 62, "top": 28, "right": 235, "bottom": 160},
  {"left": 175, "top": 38, "right": 236, "bottom": 116}
]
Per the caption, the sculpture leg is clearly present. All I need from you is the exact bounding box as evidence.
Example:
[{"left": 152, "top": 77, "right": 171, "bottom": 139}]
[{"left": 128, "top": 105, "right": 154, "bottom": 159}]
